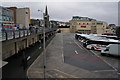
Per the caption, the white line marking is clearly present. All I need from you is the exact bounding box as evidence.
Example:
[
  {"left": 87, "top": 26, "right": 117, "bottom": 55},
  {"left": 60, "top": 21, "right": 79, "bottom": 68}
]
[
  {"left": 39, "top": 47, "right": 41, "bottom": 49},
  {"left": 73, "top": 40, "right": 83, "bottom": 50},
  {"left": 75, "top": 50, "right": 78, "bottom": 54},
  {"left": 117, "top": 73, "right": 120, "bottom": 75},
  {"left": 90, "top": 50, "right": 118, "bottom": 72},
  {"left": 93, "top": 70, "right": 115, "bottom": 72},
  {"left": 61, "top": 33, "right": 64, "bottom": 63}
]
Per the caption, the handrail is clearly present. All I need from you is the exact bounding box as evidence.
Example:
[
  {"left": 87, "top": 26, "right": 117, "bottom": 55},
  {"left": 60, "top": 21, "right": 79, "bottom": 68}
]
[{"left": 1, "top": 27, "right": 57, "bottom": 41}]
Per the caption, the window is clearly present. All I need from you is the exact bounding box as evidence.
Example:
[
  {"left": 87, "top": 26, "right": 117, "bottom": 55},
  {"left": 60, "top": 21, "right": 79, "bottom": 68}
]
[
  {"left": 92, "top": 23, "right": 95, "bottom": 25},
  {"left": 83, "top": 23, "right": 85, "bottom": 25},
  {"left": 3, "top": 16, "right": 6, "bottom": 21},
  {"left": 26, "top": 12, "right": 28, "bottom": 14},
  {"left": 87, "top": 23, "right": 89, "bottom": 25},
  {"left": 81, "top": 26, "right": 86, "bottom": 28},
  {"left": 97, "top": 23, "right": 103, "bottom": 25}
]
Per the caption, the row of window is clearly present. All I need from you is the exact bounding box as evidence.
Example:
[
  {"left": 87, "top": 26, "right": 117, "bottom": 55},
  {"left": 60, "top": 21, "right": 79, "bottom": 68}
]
[
  {"left": 2, "top": 16, "right": 14, "bottom": 21},
  {"left": 72, "top": 22, "right": 103, "bottom": 25},
  {"left": 2, "top": 8, "right": 13, "bottom": 17},
  {"left": 78, "top": 30, "right": 91, "bottom": 31}
]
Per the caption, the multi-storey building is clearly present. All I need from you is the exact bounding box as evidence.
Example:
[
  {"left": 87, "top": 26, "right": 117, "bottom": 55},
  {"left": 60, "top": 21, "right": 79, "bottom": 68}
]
[
  {"left": 30, "top": 19, "right": 40, "bottom": 26},
  {"left": 50, "top": 20, "right": 59, "bottom": 28},
  {"left": 69, "top": 16, "right": 108, "bottom": 34},
  {"left": 7, "top": 7, "right": 17, "bottom": 24},
  {"left": 16, "top": 8, "right": 30, "bottom": 29},
  {"left": 8, "top": 7, "right": 30, "bottom": 29},
  {"left": 105, "top": 24, "right": 116, "bottom": 34},
  {"left": 0, "top": 6, "right": 14, "bottom": 30}
]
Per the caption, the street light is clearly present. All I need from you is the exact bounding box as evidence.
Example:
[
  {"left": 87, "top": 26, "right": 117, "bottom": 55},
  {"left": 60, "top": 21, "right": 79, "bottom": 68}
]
[{"left": 38, "top": 9, "right": 46, "bottom": 79}]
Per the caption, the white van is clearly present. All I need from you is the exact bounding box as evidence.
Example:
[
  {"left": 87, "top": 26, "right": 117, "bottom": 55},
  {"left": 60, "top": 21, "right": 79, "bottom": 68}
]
[{"left": 101, "top": 44, "right": 120, "bottom": 56}]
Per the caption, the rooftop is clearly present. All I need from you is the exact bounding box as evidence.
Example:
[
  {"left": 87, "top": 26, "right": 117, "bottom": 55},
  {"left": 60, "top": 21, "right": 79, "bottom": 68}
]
[{"left": 72, "top": 16, "right": 96, "bottom": 21}]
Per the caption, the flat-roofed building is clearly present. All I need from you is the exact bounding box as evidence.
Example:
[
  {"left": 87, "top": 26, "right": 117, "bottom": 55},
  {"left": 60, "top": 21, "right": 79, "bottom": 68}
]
[
  {"left": 16, "top": 8, "right": 30, "bottom": 29},
  {"left": 7, "top": 7, "right": 17, "bottom": 24},
  {"left": 0, "top": 6, "right": 14, "bottom": 30},
  {"left": 30, "top": 19, "right": 40, "bottom": 26},
  {"left": 69, "top": 16, "right": 108, "bottom": 34}
]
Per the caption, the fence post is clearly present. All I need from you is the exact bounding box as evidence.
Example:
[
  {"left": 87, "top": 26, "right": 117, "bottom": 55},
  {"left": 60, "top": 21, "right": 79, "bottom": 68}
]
[
  {"left": 13, "top": 31, "right": 15, "bottom": 39},
  {"left": 23, "top": 30, "right": 25, "bottom": 37},
  {"left": 19, "top": 30, "right": 21, "bottom": 38},
  {"left": 5, "top": 31, "right": 8, "bottom": 40}
]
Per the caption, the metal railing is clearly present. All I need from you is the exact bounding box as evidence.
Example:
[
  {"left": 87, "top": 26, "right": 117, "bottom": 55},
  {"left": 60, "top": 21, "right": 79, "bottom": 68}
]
[{"left": 1, "top": 28, "right": 57, "bottom": 41}]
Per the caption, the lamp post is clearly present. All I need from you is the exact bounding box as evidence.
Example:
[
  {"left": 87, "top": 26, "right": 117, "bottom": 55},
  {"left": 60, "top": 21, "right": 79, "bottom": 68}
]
[{"left": 38, "top": 9, "right": 46, "bottom": 79}]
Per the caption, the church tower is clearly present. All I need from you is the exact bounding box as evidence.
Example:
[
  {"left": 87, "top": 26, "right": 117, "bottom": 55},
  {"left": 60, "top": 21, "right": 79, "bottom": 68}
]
[{"left": 44, "top": 6, "right": 49, "bottom": 28}]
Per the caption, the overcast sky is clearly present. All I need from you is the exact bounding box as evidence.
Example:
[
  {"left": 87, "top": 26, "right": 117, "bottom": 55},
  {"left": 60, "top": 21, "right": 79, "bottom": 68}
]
[{"left": 1, "top": 1, "right": 119, "bottom": 25}]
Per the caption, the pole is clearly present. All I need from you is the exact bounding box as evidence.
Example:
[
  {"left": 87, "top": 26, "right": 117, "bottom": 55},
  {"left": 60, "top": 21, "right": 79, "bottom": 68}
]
[
  {"left": 43, "top": 13, "right": 46, "bottom": 79},
  {"left": 38, "top": 10, "right": 46, "bottom": 79}
]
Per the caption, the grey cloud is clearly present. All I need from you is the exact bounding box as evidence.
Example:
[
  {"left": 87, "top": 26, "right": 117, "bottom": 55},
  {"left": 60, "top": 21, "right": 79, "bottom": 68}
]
[{"left": 2, "top": 2, "right": 118, "bottom": 25}]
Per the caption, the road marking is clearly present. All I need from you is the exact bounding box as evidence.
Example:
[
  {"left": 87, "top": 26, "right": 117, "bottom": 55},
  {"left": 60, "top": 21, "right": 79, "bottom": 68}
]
[
  {"left": 30, "top": 71, "right": 43, "bottom": 74},
  {"left": 117, "top": 73, "right": 120, "bottom": 75},
  {"left": 75, "top": 50, "right": 78, "bottom": 54},
  {"left": 59, "top": 75, "right": 65, "bottom": 78},
  {"left": 90, "top": 50, "right": 118, "bottom": 72},
  {"left": 47, "top": 73, "right": 53, "bottom": 78},
  {"left": 93, "top": 70, "right": 116, "bottom": 72},
  {"left": 73, "top": 40, "right": 83, "bottom": 50},
  {"left": 53, "top": 69, "right": 78, "bottom": 78},
  {"left": 39, "top": 46, "right": 41, "bottom": 49},
  {"left": 61, "top": 33, "right": 64, "bottom": 63}
]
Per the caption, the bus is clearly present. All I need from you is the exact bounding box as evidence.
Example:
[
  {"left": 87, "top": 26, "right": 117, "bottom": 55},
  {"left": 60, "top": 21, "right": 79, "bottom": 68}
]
[{"left": 85, "top": 40, "right": 120, "bottom": 51}]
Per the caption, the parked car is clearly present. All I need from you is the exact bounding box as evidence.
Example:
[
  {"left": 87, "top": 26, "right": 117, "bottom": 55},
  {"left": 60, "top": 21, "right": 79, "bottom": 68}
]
[
  {"left": 86, "top": 44, "right": 107, "bottom": 51},
  {"left": 101, "top": 44, "right": 120, "bottom": 56}
]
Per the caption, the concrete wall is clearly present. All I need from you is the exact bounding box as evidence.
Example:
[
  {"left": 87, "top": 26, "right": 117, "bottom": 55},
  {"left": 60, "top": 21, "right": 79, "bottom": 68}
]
[
  {"left": 2, "top": 30, "right": 56, "bottom": 60},
  {"left": 2, "top": 42, "right": 15, "bottom": 59}
]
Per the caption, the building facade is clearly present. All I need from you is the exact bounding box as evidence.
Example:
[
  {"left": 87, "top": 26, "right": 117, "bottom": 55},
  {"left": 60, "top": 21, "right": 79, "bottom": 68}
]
[
  {"left": 50, "top": 20, "right": 59, "bottom": 28},
  {"left": 0, "top": 6, "right": 14, "bottom": 30},
  {"left": 69, "top": 16, "right": 108, "bottom": 34},
  {"left": 58, "top": 26, "right": 70, "bottom": 32},
  {"left": 30, "top": 19, "right": 40, "bottom": 26},
  {"left": 104, "top": 24, "right": 116, "bottom": 34},
  {"left": 16, "top": 8, "right": 30, "bottom": 29},
  {"left": 7, "top": 7, "right": 17, "bottom": 24}
]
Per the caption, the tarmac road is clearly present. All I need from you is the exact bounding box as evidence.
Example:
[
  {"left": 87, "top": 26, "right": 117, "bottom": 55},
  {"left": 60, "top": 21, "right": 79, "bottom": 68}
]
[
  {"left": 63, "top": 33, "right": 114, "bottom": 71},
  {"left": 27, "top": 33, "right": 120, "bottom": 79}
]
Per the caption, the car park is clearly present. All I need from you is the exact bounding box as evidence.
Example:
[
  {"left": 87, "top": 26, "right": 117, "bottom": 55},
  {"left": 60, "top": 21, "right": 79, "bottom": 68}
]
[{"left": 75, "top": 33, "right": 120, "bottom": 51}]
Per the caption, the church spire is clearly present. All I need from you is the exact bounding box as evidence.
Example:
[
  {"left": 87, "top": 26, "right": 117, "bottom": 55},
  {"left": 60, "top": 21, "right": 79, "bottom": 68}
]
[
  {"left": 44, "top": 5, "right": 49, "bottom": 27},
  {"left": 45, "top": 5, "right": 48, "bottom": 15}
]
